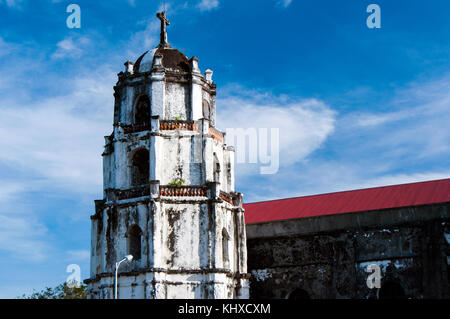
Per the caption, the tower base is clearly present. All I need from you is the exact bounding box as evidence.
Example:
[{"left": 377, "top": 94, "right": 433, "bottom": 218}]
[{"left": 85, "top": 270, "right": 250, "bottom": 299}]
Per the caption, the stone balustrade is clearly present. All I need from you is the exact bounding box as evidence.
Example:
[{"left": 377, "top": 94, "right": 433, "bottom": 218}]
[
  {"left": 160, "top": 120, "right": 198, "bottom": 131},
  {"left": 160, "top": 185, "right": 207, "bottom": 197}
]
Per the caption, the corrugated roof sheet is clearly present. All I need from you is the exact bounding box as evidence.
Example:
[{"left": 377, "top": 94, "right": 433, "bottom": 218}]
[{"left": 243, "top": 179, "right": 450, "bottom": 224}]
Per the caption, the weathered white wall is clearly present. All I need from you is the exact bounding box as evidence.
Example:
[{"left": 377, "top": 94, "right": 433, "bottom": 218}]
[{"left": 165, "top": 83, "right": 190, "bottom": 120}]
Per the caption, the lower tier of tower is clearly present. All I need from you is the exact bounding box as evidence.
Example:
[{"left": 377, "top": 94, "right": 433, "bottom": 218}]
[{"left": 86, "top": 270, "right": 249, "bottom": 299}]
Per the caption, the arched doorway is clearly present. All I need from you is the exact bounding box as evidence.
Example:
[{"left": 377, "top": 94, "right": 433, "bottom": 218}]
[
  {"left": 131, "top": 148, "right": 149, "bottom": 186},
  {"left": 135, "top": 95, "right": 150, "bottom": 125},
  {"left": 126, "top": 224, "right": 143, "bottom": 261},
  {"left": 378, "top": 281, "right": 405, "bottom": 299}
]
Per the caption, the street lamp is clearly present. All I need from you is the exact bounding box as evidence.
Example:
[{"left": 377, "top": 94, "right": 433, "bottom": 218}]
[{"left": 114, "top": 255, "right": 133, "bottom": 299}]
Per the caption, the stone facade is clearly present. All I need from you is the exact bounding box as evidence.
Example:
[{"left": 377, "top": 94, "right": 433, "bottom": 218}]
[
  {"left": 85, "top": 15, "right": 249, "bottom": 299},
  {"left": 247, "top": 203, "right": 450, "bottom": 299}
]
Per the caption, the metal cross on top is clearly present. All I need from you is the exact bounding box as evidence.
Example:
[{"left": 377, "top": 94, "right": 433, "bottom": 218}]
[{"left": 156, "top": 11, "right": 171, "bottom": 48}]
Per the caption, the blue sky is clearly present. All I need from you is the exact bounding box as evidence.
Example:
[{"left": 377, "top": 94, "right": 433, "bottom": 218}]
[{"left": 0, "top": 0, "right": 449, "bottom": 298}]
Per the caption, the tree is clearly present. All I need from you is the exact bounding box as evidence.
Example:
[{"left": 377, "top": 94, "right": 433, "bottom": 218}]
[{"left": 20, "top": 282, "right": 87, "bottom": 299}]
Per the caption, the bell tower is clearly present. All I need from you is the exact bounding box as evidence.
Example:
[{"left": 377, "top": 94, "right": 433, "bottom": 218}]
[{"left": 85, "top": 12, "right": 250, "bottom": 299}]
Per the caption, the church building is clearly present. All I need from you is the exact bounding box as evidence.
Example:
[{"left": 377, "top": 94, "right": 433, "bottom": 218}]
[
  {"left": 85, "top": 12, "right": 449, "bottom": 299},
  {"left": 245, "top": 179, "right": 450, "bottom": 299}
]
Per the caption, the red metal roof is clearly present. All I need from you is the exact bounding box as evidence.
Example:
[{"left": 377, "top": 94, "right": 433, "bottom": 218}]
[{"left": 244, "top": 179, "right": 450, "bottom": 224}]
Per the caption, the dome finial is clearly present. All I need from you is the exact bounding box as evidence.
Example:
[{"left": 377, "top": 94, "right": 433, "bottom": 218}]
[{"left": 156, "top": 11, "right": 171, "bottom": 48}]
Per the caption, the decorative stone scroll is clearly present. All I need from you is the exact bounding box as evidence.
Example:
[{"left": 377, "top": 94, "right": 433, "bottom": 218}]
[
  {"left": 220, "top": 191, "right": 233, "bottom": 205},
  {"left": 209, "top": 127, "right": 224, "bottom": 143}
]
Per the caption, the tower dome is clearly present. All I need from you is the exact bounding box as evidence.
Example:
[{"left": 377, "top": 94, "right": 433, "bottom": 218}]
[{"left": 134, "top": 47, "right": 191, "bottom": 74}]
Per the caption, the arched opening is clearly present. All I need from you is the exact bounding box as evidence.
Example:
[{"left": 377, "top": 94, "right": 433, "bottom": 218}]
[
  {"left": 203, "top": 99, "right": 211, "bottom": 121},
  {"left": 288, "top": 288, "right": 310, "bottom": 300},
  {"left": 222, "top": 228, "right": 230, "bottom": 269},
  {"left": 225, "top": 161, "right": 232, "bottom": 191},
  {"left": 126, "top": 224, "right": 142, "bottom": 261},
  {"left": 213, "top": 153, "right": 220, "bottom": 183},
  {"left": 378, "top": 281, "right": 405, "bottom": 299},
  {"left": 131, "top": 148, "right": 149, "bottom": 186},
  {"left": 134, "top": 95, "right": 150, "bottom": 125}
]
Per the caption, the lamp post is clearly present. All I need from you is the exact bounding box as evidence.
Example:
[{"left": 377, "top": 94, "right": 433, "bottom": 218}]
[{"left": 114, "top": 255, "right": 133, "bottom": 299}]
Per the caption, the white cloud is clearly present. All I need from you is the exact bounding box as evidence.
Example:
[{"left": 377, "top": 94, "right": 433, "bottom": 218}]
[
  {"left": 1, "top": 0, "right": 63, "bottom": 7},
  {"left": 127, "top": 19, "right": 160, "bottom": 58},
  {"left": 0, "top": 181, "right": 28, "bottom": 204},
  {"left": 217, "top": 87, "right": 336, "bottom": 171},
  {"left": 0, "top": 34, "right": 116, "bottom": 266},
  {"left": 51, "top": 36, "right": 91, "bottom": 60},
  {"left": 197, "top": 0, "right": 219, "bottom": 11},
  {"left": 66, "top": 249, "right": 90, "bottom": 261},
  {"left": 0, "top": 0, "right": 23, "bottom": 8},
  {"left": 341, "top": 74, "right": 450, "bottom": 161},
  {"left": 276, "top": 0, "right": 292, "bottom": 8},
  {"left": 353, "top": 110, "right": 411, "bottom": 127},
  {"left": 355, "top": 172, "right": 450, "bottom": 189},
  {"left": 0, "top": 213, "right": 48, "bottom": 262},
  {"left": 0, "top": 69, "right": 114, "bottom": 195},
  {"left": 157, "top": 2, "right": 169, "bottom": 12},
  {"left": 234, "top": 74, "right": 450, "bottom": 202},
  {"left": 243, "top": 155, "right": 450, "bottom": 203},
  {"left": 127, "top": 3, "right": 189, "bottom": 59},
  {"left": 0, "top": 57, "right": 114, "bottom": 263},
  {"left": 0, "top": 37, "right": 15, "bottom": 57}
]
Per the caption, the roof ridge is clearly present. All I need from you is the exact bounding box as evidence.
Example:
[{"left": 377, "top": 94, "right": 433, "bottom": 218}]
[{"left": 244, "top": 178, "right": 450, "bottom": 205}]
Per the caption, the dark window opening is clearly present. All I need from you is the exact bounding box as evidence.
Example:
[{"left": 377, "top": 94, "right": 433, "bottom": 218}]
[
  {"left": 288, "top": 288, "right": 310, "bottom": 300},
  {"left": 131, "top": 149, "right": 149, "bottom": 186},
  {"left": 203, "top": 100, "right": 211, "bottom": 121},
  {"left": 226, "top": 162, "right": 232, "bottom": 189},
  {"left": 222, "top": 228, "right": 230, "bottom": 268},
  {"left": 215, "top": 163, "right": 221, "bottom": 182},
  {"left": 126, "top": 224, "right": 142, "bottom": 261},
  {"left": 213, "top": 153, "right": 220, "bottom": 183},
  {"left": 135, "top": 96, "right": 150, "bottom": 125},
  {"left": 379, "top": 281, "right": 405, "bottom": 299}
]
